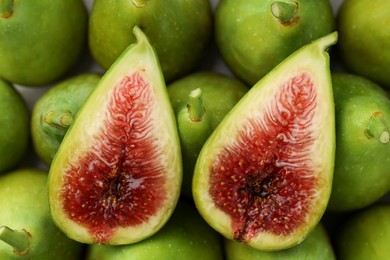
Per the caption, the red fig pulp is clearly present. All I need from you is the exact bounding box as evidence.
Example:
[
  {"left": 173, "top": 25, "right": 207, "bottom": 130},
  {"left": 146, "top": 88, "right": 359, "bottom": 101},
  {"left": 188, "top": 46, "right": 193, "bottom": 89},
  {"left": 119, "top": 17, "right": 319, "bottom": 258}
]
[{"left": 211, "top": 73, "right": 319, "bottom": 242}]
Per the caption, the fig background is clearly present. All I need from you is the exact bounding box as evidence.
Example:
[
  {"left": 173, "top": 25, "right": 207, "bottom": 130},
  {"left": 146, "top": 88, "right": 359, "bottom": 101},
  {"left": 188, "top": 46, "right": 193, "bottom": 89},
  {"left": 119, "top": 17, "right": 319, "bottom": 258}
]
[{"left": 15, "top": 0, "right": 390, "bottom": 203}]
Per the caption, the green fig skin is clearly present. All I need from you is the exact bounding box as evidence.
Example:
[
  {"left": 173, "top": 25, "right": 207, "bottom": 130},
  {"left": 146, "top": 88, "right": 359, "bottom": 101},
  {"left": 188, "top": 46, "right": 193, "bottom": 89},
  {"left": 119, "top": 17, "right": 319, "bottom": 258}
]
[
  {"left": 215, "top": 0, "right": 335, "bottom": 86},
  {"left": 88, "top": 0, "right": 212, "bottom": 83},
  {"left": 0, "top": 169, "right": 85, "bottom": 259},
  {"left": 0, "top": 0, "right": 88, "bottom": 86},
  {"left": 224, "top": 223, "right": 335, "bottom": 260},
  {"left": 327, "top": 73, "right": 390, "bottom": 212},
  {"left": 31, "top": 73, "right": 102, "bottom": 166},
  {"left": 0, "top": 79, "right": 29, "bottom": 173},
  {"left": 86, "top": 200, "right": 224, "bottom": 260},
  {"left": 337, "top": 0, "right": 390, "bottom": 88},
  {"left": 167, "top": 72, "right": 249, "bottom": 198},
  {"left": 335, "top": 204, "right": 390, "bottom": 260}
]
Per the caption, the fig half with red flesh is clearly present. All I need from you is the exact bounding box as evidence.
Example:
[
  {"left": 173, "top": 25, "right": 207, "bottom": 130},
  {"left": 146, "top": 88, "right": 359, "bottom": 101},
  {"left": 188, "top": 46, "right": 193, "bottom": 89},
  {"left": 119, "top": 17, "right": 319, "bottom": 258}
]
[
  {"left": 193, "top": 32, "right": 337, "bottom": 251},
  {"left": 48, "top": 27, "right": 182, "bottom": 245}
]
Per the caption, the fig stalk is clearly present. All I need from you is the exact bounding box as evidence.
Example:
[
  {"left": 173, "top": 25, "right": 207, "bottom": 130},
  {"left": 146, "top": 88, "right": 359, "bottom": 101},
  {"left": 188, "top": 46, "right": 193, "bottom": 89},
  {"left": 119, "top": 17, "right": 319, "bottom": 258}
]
[
  {"left": 187, "top": 88, "right": 205, "bottom": 122},
  {"left": 0, "top": 0, "right": 13, "bottom": 18},
  {"left": 365, "top": 112, "right": 390, "bottom": 144},
  {"left": 43, "top": 111, "right": 73, "bottom": 130},
  {"left": 131, "top": 0, "right": 148, "bottom": 8},
  {"left": 0, "top": 226, "right": 30, "bottom": 254},
  {"left": 271, "top": 1, "right": 299, "bottom": 25}
]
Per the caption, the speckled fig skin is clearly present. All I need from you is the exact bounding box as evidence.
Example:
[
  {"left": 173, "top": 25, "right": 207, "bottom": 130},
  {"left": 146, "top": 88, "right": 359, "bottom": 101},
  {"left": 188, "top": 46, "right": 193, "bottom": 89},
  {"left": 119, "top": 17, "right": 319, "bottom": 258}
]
[
  {"left": 167, "top": 71, "right": 249, "bottom": 199},
  {"left": 0, "top": 169, "right": 85, "bottom": 259},
  {"left": 31, "top": 73, "right": 102, "bottom": 166},
  {"left": 335, "top": 204, "right": 390, "bottom": 260},
  {"left": 224, "top": 223, "right": 335, "bottom": 260},
  {"left": 86, "top": 200, "right": 224, "bottom": 260},
  {"left": 337, "top": 0, "right": 390, "bottom": 88},
  {"left": 215, "top": 0, "right": 335, "bottom": 85},
  {"left": 88, "top": 0, "right": 212, "bottom": 82},
  {"left": 0, "top": 0, "right": 88, "bottom": 86},
  {"left": 327, "top": 73, "right": 390, "bottom": 212},
  {"left": 0, "top": 79, "right": 29, "bottom": 173}
]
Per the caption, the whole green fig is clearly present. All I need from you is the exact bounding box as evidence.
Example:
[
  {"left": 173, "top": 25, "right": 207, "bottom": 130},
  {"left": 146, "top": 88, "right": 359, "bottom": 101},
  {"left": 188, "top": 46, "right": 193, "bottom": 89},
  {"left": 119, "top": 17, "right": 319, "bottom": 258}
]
[
  {"left": 215, "top": 0, "right": 335, "bottom": 85},
  {"left": 0, "top": 0, "right": 88, "bottom": 86},
  {"left": 0, "top": 169, "right": 85, "bottom": 259},
  {"left": 31, "top": 73, "right": 101, "bottom": 165},
  {"left": 89, "top": 0, "right": 212, "bottom": 82},
  {"left": 167, "top": 71, "right": 249, "bottom": 198},
  {"left": 328, "top": 73, "right": 390, "bottom": 211},
  {"left": 335, "top": 204, "right": 390, "bottom": 260},
  {"left": 0, "top": 79, "right": 29, "bottom": 173},
  {"left": 337, "top": 0, "right": 390, "bottom": 88}
]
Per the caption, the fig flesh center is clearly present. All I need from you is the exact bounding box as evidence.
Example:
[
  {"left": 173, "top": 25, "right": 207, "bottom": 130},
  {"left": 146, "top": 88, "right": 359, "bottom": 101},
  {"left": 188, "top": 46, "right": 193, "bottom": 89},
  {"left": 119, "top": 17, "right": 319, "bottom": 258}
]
[
  {"left": 61, "top": 72, "right": 167, "bottom": 244},
  {"left": 210, "top": 72, "right": 319, "bottom": 242}
]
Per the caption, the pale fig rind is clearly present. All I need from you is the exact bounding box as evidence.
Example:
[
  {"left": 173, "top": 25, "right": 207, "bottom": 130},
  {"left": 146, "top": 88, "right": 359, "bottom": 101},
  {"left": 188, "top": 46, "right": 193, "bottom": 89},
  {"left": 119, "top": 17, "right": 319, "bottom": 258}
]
[
  {"left": 193, "top": 32, "right": 337, "bottom": 251},
  {"left": 48, "top": 26, "right": 182, "bottom": 245},
  {"left": 224, "top": 223, "right": 336, "bottom": 259},
  {"left": 0, "top": 169, "right": 84, "bottom": 259}
]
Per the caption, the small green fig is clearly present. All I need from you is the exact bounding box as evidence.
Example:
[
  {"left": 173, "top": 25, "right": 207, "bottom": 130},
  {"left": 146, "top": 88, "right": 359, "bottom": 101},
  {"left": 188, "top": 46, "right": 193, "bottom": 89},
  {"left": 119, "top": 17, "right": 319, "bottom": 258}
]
[
  {"left": 31, "top": 73, "right": 102, "bottom": 166},
  {"left": 335, "top": 204, "right": 390, "bottom": 260},
  {"left": 215, "top": 0, "right": 335, "bottom": 85},
  {"left": 0, "top": 0, "right": 88, "bottom": 86},
  {"left": 167, "top": 71, "right": 249, "bottom": 198},
  {"left": 327, "top": 73, "right": 390, "bottom": 211},
  {"left": 86, "top": 200, "right": 224, "bottom": 260},
  {"left": 0, "top": 79, "right": 29, "bottom": 173},
  {"left": 337, "top": 0, "right": 390, "bottom": 88},
  {"left": 0, "top": 169, "right": 85, "bottom": 259},
  {"left": 89, "top": 0, "right": 212, "bottom": 82}
]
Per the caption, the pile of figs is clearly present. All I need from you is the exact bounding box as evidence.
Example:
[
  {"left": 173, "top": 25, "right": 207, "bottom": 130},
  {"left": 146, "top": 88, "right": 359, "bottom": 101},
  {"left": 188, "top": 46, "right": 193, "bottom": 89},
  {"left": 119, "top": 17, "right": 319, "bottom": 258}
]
[{"left": 1, "top": 0, "right": 390, "bottom": 259}]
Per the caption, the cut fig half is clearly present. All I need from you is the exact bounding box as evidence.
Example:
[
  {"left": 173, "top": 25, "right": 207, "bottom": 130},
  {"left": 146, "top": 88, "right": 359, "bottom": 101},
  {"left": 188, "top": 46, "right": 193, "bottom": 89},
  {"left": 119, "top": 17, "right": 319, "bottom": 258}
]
[
  {"left": 48, "top": 26, "right": 182, "bottom": 245},
  {"left": 193, "top": 32, "right": 337, "bottom": 251}
]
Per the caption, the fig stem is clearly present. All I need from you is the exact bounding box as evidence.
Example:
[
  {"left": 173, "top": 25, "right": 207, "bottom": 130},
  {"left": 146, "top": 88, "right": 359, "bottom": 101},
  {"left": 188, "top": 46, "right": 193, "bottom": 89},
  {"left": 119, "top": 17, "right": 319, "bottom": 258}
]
[
  {"left": 365, "top": 112, "right": 390, "bottom": 144},
  {"left": 187, "top": 88, "right": 205, "bottom": 122},
  {"left": 271, "top": 1, "right": 298, "bottom": 25},
  {"left": 43, "top": 110, "right": 73, "bottom": 130},
  {"left": 0, "top": 0, "right": 14, "bottom": 18},
  {"left": 0, "top": 226, "right": 30, "bottom": 254},
  {"left": 131, "top": 0, "right": 148, "bottom": 8}
]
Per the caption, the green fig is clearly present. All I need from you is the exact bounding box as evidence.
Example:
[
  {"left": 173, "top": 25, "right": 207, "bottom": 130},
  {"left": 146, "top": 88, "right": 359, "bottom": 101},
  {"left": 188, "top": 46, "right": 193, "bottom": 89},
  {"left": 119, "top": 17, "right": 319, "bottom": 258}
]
[
  {"left": 0, "top": 168, "right": 84, "bottom": 259},
  {"left": 0, "top": 0, "right": 88, "bottom": 86},
  {"left": 215, "top": 0, "right": 335, "bottom": 85},
  {"left": 167, "top": 71, "right": 249, "bottom": 198},
  {"left": 327, "top": 73, "right": 390, "bottom": 211},
  {"left": 89, "top": 0, "right": 212, "bottom": 82},
  {"left": 335, "top": 204, "right": 390, "bottom": 260},
  {"left": 48, "top": 27, "right": 182, "bottom": 245},
  {"left": 86, "top": 200, "right": 224, "bottom": 259},
  {"left": 224, "top": 223, "right": 335, "bottom": 259},
  {"left": 193, "top": 32, "right": 337, "bottom": 251},
  {"left": 0, "top": 79, "right": 29, "bottom": 173},
  {"left": 337, "top": 0, "right": 390, "bottom": 88},
  {"left": 31, "top": 73, "right": 102, "bottom": 166}
]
